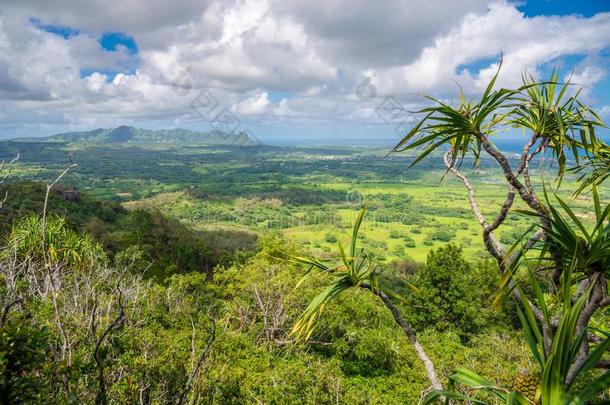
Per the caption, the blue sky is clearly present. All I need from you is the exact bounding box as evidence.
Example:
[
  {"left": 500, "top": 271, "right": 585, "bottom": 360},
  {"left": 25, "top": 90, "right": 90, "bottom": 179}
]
[
  {"left": 1, "top": 0, "right": 610, "bottom": 145},
  {"left": 517, "top": 0, "right": 609, "bottom": 17}
]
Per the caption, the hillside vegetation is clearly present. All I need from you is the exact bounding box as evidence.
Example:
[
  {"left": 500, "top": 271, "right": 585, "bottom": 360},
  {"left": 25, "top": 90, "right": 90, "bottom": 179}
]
[{"left": 0, "top": 70, "right": 609, "bottom": 404}]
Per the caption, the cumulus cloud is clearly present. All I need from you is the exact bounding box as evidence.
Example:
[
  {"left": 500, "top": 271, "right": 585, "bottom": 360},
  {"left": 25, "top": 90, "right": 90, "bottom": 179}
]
[
  {"left": 234, "top": 91, "right": 270, "bottom": 115},
  {"left": 0, "top": 0, "right": 609, "bottom": 138},
  {"left": 370, "top": 2, "right": 610, "bottom": 95}
]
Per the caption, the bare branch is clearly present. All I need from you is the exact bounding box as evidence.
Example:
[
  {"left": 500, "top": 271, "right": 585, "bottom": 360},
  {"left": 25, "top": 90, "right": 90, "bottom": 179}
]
[
  {"left": 444, "top": 149, "right": 546, "bottom": 324},
  {"left": 0, "top": 297, "right": 23, "bottom": 327},
  {"left": 478, "top": 134, "right": 547, "bottom": 221},
  {"left": 443, "top": 150, "right": 506, "bottom": 262},
  {"left": 42, "top": 154, "right": 77, "bottom": 235},
  {"left": 94, "top": 274, "right": 127, "bottom": 405},
  {"left": 177, "top": 308, "right": 216, "bottom": 405},
  {"left": 568, "top": 275, "right": 606, "bottom": 385},
  {"left": 484, "top": 186, "right": 515, "bottom": 241},
  {"left": 0, "top": 153, "right": 20, "bottom": 209}
]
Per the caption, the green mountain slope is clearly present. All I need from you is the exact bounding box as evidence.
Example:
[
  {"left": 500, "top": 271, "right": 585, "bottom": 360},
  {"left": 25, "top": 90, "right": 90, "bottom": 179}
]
[{"left": 20, "top": 125, "right": 260, "bottom": 146}]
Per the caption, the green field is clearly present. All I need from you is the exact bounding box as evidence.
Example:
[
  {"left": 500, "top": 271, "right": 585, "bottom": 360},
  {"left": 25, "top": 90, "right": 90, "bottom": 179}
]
[{"left": 3, "top": 141, "right": 601, "bottom": 264}]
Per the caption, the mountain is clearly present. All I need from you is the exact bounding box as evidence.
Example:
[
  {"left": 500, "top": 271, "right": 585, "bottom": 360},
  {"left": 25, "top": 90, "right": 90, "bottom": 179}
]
[{"left": 26, "top": 126, "right": 261, "bottom": 146}]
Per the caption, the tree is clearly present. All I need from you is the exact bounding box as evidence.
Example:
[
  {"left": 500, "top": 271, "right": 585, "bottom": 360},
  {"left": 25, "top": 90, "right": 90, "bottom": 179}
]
[
  {"left": 394, "top": 63, "right": 610, "bottom": 403},
  {"left": 407, "top": 244, "right": 498, "bottom": 336},
  {"left": 289, "top": 207, "right": 443, "bottom": 391}
]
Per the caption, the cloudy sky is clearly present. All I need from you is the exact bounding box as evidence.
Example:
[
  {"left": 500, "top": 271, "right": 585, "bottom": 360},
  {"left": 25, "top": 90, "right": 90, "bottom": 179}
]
[{"left": 0, "top": 0, "right": 609, "bottom": 144}]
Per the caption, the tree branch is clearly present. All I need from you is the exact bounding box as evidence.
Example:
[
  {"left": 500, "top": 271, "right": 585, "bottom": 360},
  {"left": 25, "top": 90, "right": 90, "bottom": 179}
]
[
  {"left": 0, "top": 153, "right": 19, "bottom": 209},
  {"left": 94, "top": 277, "right": 127, "bottom": 405},
  {"left": 478, "top": 134, "right": 547, "bottom": 221},
  {"left": 177, "top": 309, "right": 216, "bottom": 405},
  {"left": 443, "top": 151, "right": 505, "bottom": 260},
  {"left": 443, "top": 149, "right": 546, "bottom": 324},
  {"left": 361, "top": 284, "right": 443, "bottom": 391},
  {"left": 42, "top": 154, "right": 77, "bottom": 239}
]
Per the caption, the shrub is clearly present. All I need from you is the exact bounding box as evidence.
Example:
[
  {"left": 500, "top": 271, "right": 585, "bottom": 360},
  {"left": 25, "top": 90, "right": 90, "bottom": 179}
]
[
  {"left": 324, "top": 233, "right": 337, "bottom": 244},
  {"left": 406, "top": 244, "right": 501, "bottom": 337},
  {"left": 429, "top": 227, "right": 455, "bottom": 242}
]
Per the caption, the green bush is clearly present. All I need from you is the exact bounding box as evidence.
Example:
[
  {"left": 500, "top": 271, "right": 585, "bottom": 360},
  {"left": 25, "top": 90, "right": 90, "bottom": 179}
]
[
  {"left": 405, "top": 244, "right": 502, "bottom": 337},
  {"left": 0, "top": 317, "right": 50, "bottom": 403},
  {"left": 429, "top": 227, "right": 456, "bottom": 242},
  {"left": 325, "top": 233, "right": 338, "bottom": 243}
]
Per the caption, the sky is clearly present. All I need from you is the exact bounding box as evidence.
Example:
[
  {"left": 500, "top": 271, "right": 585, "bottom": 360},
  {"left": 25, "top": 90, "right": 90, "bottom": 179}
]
[{"left": 0, "top": 0, "right": 609, "bottom": 145}]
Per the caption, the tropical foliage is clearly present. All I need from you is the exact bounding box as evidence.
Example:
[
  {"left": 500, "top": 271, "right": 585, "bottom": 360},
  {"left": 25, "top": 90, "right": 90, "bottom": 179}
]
[
  {"left": 5, "top": 214, "right": 107, "bottom": 269},
  {"left": 394, "top": 63, "right": 610, "bottom": 403},
  {"left": 0, "top": 65, "right": 608, "bottom": 403}
]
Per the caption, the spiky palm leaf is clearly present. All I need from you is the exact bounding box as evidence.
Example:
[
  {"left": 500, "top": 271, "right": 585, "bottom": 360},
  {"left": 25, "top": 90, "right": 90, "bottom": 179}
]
[
  {"left": 428, "top": 187, "right": 610, "bottom": 404},
  {"left": 573, "top": 142, "right": 610, "bottom": 196},
  {"left": 5, "top": 214, "right": 107, "bottom": 269},
  {"left": 424, "top": 281, "right": 610, "bottom": 405},
  {"left": 393, "top": 59, "right": 518, "bottom": 169},
  {"left": 509, "top": 70, "right": 604, "bottom": 183},
  {"left": 493, "top": 182, "right": 610, "bottom": 311},
  {"left": 290, "top": 207, "right": 416, "bottom": 341},
  {"left": 393, "top": 62, "right": 603, "bottom": 183}
]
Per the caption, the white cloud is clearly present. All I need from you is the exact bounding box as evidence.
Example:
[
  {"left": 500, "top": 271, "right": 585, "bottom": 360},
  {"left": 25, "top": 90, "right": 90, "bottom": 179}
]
[
  {"left": 0, "top": 0, "right": 609, "bottom": 137},
  {"left": 234, "top": 91, "right": 270, "bottom": 115},
  {"left": 370, "top": 2, "right": 610, "bottom": 95}
]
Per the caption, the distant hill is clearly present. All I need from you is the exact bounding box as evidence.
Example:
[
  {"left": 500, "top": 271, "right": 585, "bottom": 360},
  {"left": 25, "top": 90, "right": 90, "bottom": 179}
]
[{"left": 20, "top": 126, "right": 261, "bottom": 146}]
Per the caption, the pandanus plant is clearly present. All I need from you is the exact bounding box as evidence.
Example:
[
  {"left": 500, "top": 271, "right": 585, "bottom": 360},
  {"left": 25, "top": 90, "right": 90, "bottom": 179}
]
[
  {"left": 424, "top": 188, "right": 610, "bottom": 404},
  {"left": 424, "top": 285, "right": 610, "bottom": 404},
  {"left": 290, "top": 207, "right": 443, "bottom": 391},
  {"left": 425, "top": 276, "right": 610, "bottom": 404},
  {"left": 390, "top": 59, "right": 609, "bottom": 403},
  {"left": 5, "top": 214, "right": 107, "bottom": 270}
]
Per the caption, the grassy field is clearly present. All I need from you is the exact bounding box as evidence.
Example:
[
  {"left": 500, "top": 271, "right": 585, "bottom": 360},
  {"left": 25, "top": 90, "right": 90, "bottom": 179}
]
[
  {"left": 3, "top": 140, "right": 603, "bottom": 264},
  {"left": 127, "top": 176, "right": 598, "bottom": 263}
]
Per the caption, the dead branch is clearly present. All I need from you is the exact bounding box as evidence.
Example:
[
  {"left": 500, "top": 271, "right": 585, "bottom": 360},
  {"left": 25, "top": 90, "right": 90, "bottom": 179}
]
[
  {"left": 443, "top": 149, "right": 546, "bottom": 323},
  {"left": 0, "top": 153, "right": 19, "bottom": 209},
  {"left": 177, "top": 308, "right": 216, "bottom": 405},
  {"left": 42, "top": 153, "right": 77, "bottom": 241},
  {"left": 94, "top": 273, "right": 127, "bottom": 405}
]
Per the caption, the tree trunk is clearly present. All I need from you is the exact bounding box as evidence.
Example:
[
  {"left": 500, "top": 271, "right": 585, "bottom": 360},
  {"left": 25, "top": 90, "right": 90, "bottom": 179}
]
[{"left": 362, "top": 285, "right": 443, "bottom": 391}]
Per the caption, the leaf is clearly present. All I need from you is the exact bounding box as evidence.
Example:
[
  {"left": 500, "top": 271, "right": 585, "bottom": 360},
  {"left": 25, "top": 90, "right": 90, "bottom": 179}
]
[
  {"left": 350, "top": 206, "right": 366, "bottom": 258},
  {"left": 422, "top": 390, "right": 488, "bottom": 405},
  {"left": 573, "top": 370, "right": 610, "bottom": 404},
  {"left": 567, "top": 336, "right": 610, "bottom": 390}
]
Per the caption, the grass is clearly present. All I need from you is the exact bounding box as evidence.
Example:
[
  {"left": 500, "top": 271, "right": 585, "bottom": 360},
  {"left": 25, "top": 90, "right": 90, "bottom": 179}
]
[{"left": 4, "top": 141, "right": 604, "bottom": 265}]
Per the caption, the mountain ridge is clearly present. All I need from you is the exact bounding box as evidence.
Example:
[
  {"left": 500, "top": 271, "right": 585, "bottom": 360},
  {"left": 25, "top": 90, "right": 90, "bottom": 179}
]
[{"left": 16, "top": 125, "right": 261, "bottom": 147}]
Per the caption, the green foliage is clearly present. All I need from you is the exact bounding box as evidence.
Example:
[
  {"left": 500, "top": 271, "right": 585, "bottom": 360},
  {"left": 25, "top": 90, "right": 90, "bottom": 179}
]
[
  {"left": 429, "top": 227, "right": 456, "bottom": 242},
  {"left": 425, "top": 283, "right": 610, "bottom": 404},
  {"left": 573, "top": 142, "right": 610, "bottom": 195},
  {"left": 425, "top": 190, "right": 610, "bottom": 404},
  {"left": 0, "top": 182, "right": 254, "bottom": 279},
  {"left": 6, "top": 214, "right": 107, "bottom": 269},
  {"left": 291, "top": 207, "right": 389, "bottom": 341},
  {"left": 0, "top": 191, "right": 546, "bottom": 403},
  {"left": 290, "top": 208, "right": 421, "bottom": 343},
  {"left": 543, "top": 186, "right": 610, "bottom": 278},
  {"left": 325, "top": 233, "right": 338, "bottom": 243},
  {"left": 0, "top": 317, "right": 50, "bottom": 403},
  {"left": 117, "top": 209, "right": 212, "bottom": 279},
  {"left": 406, "top": 244, "right": 502, "bottom": 336},
  {"left": 1, "top": 91, "right": 607, "bottom": 403}
]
